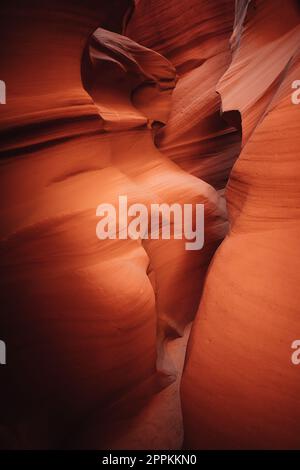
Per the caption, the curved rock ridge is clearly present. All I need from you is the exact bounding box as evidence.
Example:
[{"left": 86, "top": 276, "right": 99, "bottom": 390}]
[
  {"left": 182, "top": 0, "right": 300, "bottom": 450},
  {"left": 1, "top": 0, "right": 299, "bottom": 452},
  {"left": 0, "top": 1, "right": 134, "bottom": 156},
  {"left": 0, "top": 0, "right": 228, "bottom": 449},
  {"left": 82, "top": 28, "right": 177, "bottom": 130},
  {"left": 125, "top": 0, "right": 242, "bottom": 190},
  {"left": 217, "top": 0, "right": 300, "bottom": 145}
]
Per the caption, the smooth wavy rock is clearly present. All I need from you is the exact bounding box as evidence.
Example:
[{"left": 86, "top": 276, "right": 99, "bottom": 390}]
[
  {"left": 182, "top": 0, "right": 300, "bottom": 449},
  {"left": 0, "top": 0, "right": 227, "bottom": 449},
  {"left": 83, "top": 28, "right": 177, "bottom": 130},
  {"left": 217, "top": 0, "right": 300, "bottom": 145},
  {"left": 126, "top": 0, "right": 241, "bottom": 189}
]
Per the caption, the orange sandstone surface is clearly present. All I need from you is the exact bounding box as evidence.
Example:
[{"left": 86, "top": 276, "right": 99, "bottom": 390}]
[
  {"left": 0, "top": 0, "right": 299, "bottom": 450},
  {"left": 182, "top": 0, "right": 300, "bottom": 450}
]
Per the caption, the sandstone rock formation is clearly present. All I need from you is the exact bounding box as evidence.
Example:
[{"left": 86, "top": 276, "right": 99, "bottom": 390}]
[
  {"left": 0, "top": 0, "right": 229, "bottom": 449},
  {"left": 182, "top": 0, "right": 300, "bottom": 450},
  {"left": 0, "top": 0, "right": 299, "bottom": 450},
  {"left": 126, "top": 0, "right": 241, "bottom": 189}
]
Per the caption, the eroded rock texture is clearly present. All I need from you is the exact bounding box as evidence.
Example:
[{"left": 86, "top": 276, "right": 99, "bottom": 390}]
[
  {"left": 0, "top": 0, "right": 230, "bottom": 449},
  {"left": 126, "top": 0, "right": 241, "bottom": 189},
  {"left": 0, "top": 0, "right": 299, "bottom": 451},
  {"left": 182, "top": 0, "right": 300, "bottom": 450}
]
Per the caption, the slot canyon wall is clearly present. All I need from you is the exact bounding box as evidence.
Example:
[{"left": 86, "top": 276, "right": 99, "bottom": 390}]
[{"left": 0, "top": 0, "right": 299, "bottom": 450}]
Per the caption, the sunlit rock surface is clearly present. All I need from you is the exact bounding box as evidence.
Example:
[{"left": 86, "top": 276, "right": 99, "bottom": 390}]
[
  {"left": 0, "top": 0, "right": 299, "bottom": 450},
  {"left": 0, "top": 0, "right": 228, "bottom": 449},
  {"left": 126, "top": 0, "right": 241, "bottom": 189},
  {"left": 182, "top": 0, "right": 300, "bottom": 450}
]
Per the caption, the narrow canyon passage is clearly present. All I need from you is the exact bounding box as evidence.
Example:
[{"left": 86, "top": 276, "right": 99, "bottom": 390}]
[
  {"left": 73, "top": 0, "right": 243, "bottom": 448},
  {"left": 0, "top": 0, "right": 300, "bottom": 451}
]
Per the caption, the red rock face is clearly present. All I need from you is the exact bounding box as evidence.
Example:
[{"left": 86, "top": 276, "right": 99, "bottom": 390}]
[
  {"left": 126, "top": 0, "right": 241, "bottom": 189},
  {"left": 181, "top": 0, "right": 300, "bottom": 450},
  {"left": 0, "top": 0, "right": 299, "bottom": 450}
]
